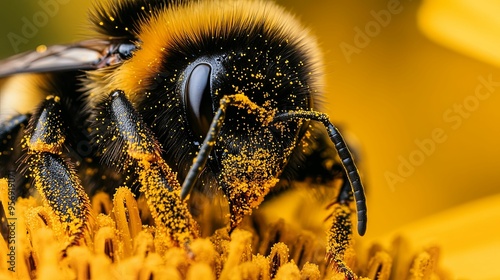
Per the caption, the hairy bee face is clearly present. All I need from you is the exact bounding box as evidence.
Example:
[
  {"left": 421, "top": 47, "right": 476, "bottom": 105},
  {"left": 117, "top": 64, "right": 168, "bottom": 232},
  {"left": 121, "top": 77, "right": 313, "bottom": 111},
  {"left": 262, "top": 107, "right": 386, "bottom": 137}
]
[{"left": 86, "top": 0, "right": 324, "bottom": 214}]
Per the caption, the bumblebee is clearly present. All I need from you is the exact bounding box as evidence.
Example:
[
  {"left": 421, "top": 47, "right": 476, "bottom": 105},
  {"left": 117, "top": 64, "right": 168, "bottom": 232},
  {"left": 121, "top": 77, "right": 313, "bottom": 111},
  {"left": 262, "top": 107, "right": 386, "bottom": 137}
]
[{"left": 0, "top": 0, "right": 366, "bottom": 278}]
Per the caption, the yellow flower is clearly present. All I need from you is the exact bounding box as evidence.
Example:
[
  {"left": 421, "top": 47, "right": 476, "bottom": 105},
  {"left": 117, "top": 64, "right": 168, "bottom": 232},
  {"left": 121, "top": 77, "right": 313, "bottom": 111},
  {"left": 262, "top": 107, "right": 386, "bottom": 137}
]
[{"left": 0, "top": 178, "right": 459, "bottom": 279}]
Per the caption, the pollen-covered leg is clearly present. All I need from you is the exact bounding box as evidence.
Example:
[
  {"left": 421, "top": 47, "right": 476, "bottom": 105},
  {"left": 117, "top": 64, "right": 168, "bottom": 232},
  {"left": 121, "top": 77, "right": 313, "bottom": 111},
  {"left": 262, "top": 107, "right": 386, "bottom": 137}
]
[
  {"left": 24, "top": 96, "right": 91, "bottom": 249},
  {"left": 272, "top": 111, "right": 365, "bottom": 279},
  {"left": 180, "top": 94, "right": 277, "bottom": 230},
  {"left": 96, "top": 90, "right": 198, "bottom": 247},
  {"left": 326, "top": 203, "right": 355, "bottom": 279}
]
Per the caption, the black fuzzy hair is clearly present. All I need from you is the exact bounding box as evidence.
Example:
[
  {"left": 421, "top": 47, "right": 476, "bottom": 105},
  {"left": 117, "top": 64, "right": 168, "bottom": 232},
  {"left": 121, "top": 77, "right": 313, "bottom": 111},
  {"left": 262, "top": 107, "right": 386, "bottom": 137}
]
[{"left": 89, "top": 0, "right": 188, "bottom": 39}]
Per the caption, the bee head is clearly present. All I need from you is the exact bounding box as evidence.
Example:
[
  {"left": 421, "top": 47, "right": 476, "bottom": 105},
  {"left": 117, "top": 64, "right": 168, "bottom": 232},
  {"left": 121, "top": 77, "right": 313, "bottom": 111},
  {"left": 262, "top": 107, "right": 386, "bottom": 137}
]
[{"left": 90, "top": 0, "right": 324, "bottom": 195}]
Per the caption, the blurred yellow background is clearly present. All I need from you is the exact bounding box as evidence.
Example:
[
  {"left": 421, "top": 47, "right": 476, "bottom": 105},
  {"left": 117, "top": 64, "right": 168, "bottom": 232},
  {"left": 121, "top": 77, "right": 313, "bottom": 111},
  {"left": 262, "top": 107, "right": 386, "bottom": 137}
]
[{"left": 1, "top": 0, "right": 499, "bottom": 278}]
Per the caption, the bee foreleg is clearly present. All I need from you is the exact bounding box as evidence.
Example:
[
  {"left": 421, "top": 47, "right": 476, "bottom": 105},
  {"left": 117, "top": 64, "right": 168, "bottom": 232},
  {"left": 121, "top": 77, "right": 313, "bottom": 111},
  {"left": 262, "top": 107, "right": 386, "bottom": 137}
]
[
  {"left": 180, "top": 93, "right": 273, "bottom": 200},
  {"left": 24, "top": 96, "right": 92, "bottom": 252},
  {"left": 96, "top": 90, "right": 199, "bottom": 247},
  {"left": 273, "top": 111, "right": 365, "bottom": 279},
  {"left": 180, "top": 94, "right": 276, "bottom": 230},
  {"left": 326, "top": 203, "right": 355, "bottom": 280}
]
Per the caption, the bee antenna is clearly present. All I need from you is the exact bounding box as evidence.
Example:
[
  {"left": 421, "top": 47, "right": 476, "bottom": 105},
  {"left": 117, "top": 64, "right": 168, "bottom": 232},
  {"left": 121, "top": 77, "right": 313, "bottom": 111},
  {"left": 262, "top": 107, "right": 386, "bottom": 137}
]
[
  {"left": 180, "top": 105, "right": 225, "bottom": 200},
  {"left": 272, "top": 111, "right": 367, "bottom": 236},
  {"left": 181, "top": 94, "right": 251, "bottom": 200}
]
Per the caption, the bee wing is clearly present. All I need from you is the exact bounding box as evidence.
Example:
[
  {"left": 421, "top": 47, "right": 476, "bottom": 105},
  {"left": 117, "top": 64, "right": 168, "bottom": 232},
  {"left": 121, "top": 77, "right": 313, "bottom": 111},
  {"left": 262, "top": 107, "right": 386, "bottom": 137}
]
[{"left": 0, "top": 39, "right": 110, "bottom": 78}]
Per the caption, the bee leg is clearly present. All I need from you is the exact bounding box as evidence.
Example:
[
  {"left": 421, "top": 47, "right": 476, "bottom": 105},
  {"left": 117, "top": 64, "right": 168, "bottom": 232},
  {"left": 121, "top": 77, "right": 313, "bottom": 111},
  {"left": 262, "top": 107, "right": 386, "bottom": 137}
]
[
  {"left": 323, "top": 171, "right": 360, "bottom": 279},
  {"left": 180, "top": 94, "right": 276, "bottom": 230},
  {"left": 24, "top": 96, "right": 92, "bottom": 251},
  {"left": 1, "top": 114, "right": 30, "bottom": 194},
  {"left": 273, "top": 111, "right": 365, "bottom": 279},
  {"left": 326, "top": 203, "right": 355, "bottom": 279},
  {"left": 96, "top": 90, "right": 199, "bottom": 247}
]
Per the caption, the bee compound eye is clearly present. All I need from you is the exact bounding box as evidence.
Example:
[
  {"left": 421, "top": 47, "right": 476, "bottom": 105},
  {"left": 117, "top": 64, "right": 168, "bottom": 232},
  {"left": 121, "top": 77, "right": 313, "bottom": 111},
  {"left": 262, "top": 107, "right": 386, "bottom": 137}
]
[
  {"left": 117, "top": 43, "right": 137, "bottom": 60},
  {"left": 184, "top": 63, "right": 215, "bottom": 139}
]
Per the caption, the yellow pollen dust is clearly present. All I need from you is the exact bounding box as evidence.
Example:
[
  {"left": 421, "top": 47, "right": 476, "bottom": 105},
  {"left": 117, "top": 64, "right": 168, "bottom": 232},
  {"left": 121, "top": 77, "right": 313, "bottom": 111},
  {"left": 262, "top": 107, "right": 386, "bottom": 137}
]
[{"left": 36, "top": 45, "right": 47, "bottom": 53}]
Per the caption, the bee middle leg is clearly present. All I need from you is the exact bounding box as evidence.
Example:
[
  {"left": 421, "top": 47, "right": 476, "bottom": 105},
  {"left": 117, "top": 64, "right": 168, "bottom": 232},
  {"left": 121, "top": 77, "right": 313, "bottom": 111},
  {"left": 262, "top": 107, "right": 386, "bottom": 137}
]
[
  {"left": 324, "top": 176, "right": 356, "bottom": 279},
  {"left": 24, "top": 96, "right": 92, "bottom": 252}
]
